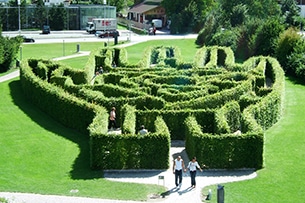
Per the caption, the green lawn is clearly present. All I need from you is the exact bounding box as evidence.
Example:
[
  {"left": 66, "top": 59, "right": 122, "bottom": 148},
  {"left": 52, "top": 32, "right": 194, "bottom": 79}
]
[
  {"left": 19, "top": 42, "right": 108, "bottom": 60},
  {"left": 123, "top": 39, "right": 199, "bottom": 64},
  {"left": 0, "top": 78, "right": 163, "bottom": 201}
]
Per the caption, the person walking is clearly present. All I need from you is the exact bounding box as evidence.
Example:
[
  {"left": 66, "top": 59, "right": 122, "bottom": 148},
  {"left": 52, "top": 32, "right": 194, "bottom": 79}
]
[
  {"left": 187, "top": 157, "right": 203, "bottom": 188},
  {"left": 173, "top": 155, "right": 186, "bottom": 187},
  {"left": 108, "top": 107, "right": 117, "bottom": 130}
]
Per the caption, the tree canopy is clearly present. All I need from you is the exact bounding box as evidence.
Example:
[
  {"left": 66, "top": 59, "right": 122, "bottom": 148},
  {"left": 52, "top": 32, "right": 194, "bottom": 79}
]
[{"left": 161, "top": 0, "right": 215, "bottom": 33}]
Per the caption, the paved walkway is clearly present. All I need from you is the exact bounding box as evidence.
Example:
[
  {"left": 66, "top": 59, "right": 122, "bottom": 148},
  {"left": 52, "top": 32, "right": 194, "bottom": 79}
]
[
  {"left": 0, "top": 40, "right": 257, "bottom": 203},
  {"left": 0, "top": 141, "right": 256, "bottom": 203},
  {"left": 102, "top": 141, "right": 256, "bottom": 202}
]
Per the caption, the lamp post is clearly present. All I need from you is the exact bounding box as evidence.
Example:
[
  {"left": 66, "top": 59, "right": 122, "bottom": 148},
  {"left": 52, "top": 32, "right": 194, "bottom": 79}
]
[{"left": 17, "top": 0, "right": 21, "bottom": 34}]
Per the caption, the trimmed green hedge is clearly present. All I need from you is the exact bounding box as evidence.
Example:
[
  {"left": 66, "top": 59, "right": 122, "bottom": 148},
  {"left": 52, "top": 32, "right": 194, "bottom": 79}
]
[
  {"left": 20, "top": 60, "right": 99, "bottom": 135},
  {"left": 20, "top": 45, "right": 285, "bottom": 170},
  {"left": 90, "top": 116, "right": 170, "bottom": 169},
  {"left": 185, "top": 116, "right": 263, "bottom": 169}
]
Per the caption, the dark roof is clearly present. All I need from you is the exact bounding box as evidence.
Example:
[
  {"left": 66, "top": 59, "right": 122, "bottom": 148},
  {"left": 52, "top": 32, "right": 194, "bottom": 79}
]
[{"left": 129, "top": 0, "right": 162, "bottom": 13}]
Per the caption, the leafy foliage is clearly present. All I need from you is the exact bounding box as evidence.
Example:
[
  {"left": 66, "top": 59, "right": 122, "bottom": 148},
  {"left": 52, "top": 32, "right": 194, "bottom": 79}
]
[
  {"left": 220, "top": 0, "right": 280, "bottom": 21},
  {"left": 0, "top": 35, "right": 22, "bottom": 73},
  {"left": 287, "top": 39, "right": 305, "bottom": 80},
  {"left": 195, "top": 11, "right": 220, "bottom": 46},
  {"left": 210, "top": 28, "right": 240, "bottom": 52},
  {"left": 162, "top": 0, "right": 215, "bottom": 33},
  {"left": 281, "top": 0, "right": 301, "bottom": 28},
  {"left": 275, "top": 27, "right": 301, "bottom": 72},
  {"left": 230, "top": 4, "right": 248, "bottom": 27},
  {"left": 34, "top": 0, "right": 47, "bottom": 28},
  {"left": 252, "top": 18, "right": 284, "bottom": 56},
  {"left": 49, "top": 4, "right": 67, "bottom": 30}
]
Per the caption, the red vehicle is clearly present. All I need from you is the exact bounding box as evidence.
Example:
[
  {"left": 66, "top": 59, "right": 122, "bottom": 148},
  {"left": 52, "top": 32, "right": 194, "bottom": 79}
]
[{"left": 97, "top": 30, "right": 119, "bottom": 38}]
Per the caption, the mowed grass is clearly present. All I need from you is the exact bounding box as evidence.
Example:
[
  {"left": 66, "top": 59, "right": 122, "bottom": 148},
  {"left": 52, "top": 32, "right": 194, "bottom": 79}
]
[
  {"left": 202, "top": 78, "right": 305, "bottom": 202},
  {"left": 19, "top": 38, "right": 199, "bottom": 69},
  {"left": 123, "top": 39, "right": 199, "bottom": 64},
  {"left": 0, "top": 78, "right": 163, "bottom": 200},
  {"left": 19, "top": 41, "right": 113, "bottom": 60}
]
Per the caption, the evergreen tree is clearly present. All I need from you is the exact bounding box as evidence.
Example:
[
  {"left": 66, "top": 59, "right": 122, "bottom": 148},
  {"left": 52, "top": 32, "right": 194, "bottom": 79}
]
[
  {"left": 281, "top": 0, "right": 301, "bottom": 27},
  {"left": 49, "top": 4, "right": 67, "bottom": 30},
  {"left": 162, "top": 0, "right": 215, "bottom": 33},
  {"left": 34, "top": 0, "right": 47, "bottom": 28}
]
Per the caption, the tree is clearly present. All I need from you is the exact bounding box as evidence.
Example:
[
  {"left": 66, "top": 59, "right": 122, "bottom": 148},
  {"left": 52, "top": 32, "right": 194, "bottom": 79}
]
[
  {"left": 230, "top": 4, "right": 248, "bottom": 27},
  {"left": 210, "top": 28, "right": 240, "bottom": 52},
  {"left": 49, "top": 4, "right": 67, "bottom": 30},
  {"left": 219, "top": 0, "right": 280, "bottom": 27},
  {"left": 287, "top": 39, "right": 305, "bottom": 79},
  {"left": 0, "top": 27, "right": 4, "bottom": 65},
  {"left": 195, "top": 10, "right": 221, "bottom": 46},
  {"left": 276, "top": 27, "right": 301, "bottom": 71},
  {"left": 252, "top": 17, "right": 284, "bottom": 56},
  {"left": 7, "top": 0, "right": 26, "bottom": 31},
  {"left": 0, "top": 36, "right": 21, "bottom": 73},
  {"left": 108, "top": 0, "right": 125, "bottom": 12},
  {"left": 34, "top": 0, "right": 47, "bottom": 28},
  {"left": 237, "top": 17, "right": 263, "bottom": 59},
  {"left": 281, "top": 0, "right": 301, "bottom": 27},
  {"left": 162, "top": 0, "right": 215, "bottom": 33}
]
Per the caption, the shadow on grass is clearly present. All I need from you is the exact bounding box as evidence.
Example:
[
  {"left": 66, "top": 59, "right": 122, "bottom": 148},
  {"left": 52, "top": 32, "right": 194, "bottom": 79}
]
[
  {"left": 9, "top": 80, "right": 103, "bottom": 180},
  {"left": 286, "top": 75, "right": 305, "bottom": 86}
]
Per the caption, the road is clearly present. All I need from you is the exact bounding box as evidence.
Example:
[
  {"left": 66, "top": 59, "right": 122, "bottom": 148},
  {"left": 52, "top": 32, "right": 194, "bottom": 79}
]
[{"left": 2, "top": 30, "right": 198, "bottom": 44}]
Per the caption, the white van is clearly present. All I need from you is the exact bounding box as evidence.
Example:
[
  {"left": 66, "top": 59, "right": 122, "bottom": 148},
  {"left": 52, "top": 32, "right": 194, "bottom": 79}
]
[{"left": 152, "top": 19, "right": 162, "bottom": 29}]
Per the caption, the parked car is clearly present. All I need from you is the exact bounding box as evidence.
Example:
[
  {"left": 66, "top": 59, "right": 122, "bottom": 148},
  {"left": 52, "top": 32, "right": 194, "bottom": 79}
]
[
  {"left": 42, "top": 25, "right": 50, "bottom": 34},
  {"left": 22, "top": 35, "right": 35, "bottom": 43},
  {"left": 97, "top": 30, "right": 119, "bottom": 38}
]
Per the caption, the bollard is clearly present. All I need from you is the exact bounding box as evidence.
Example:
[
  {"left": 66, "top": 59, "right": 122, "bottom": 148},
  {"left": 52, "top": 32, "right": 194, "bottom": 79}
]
[
  {"left": 114, "top": 35, "right": 118, "bottom": 45},
  {"left": 76, "top": 44, "right": 80, "bottom": 52},
  {"left": 158, "top": 175, "right": 165, "bottom": 186},
  {"left": 217, "top": 185, "right": 224, "bottom": 203}
]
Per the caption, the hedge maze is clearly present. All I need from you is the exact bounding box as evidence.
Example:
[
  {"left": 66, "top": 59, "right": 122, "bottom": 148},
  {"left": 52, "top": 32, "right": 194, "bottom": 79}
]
[{"left": 20, "top": 45, "right": 285, "bottom": 170}]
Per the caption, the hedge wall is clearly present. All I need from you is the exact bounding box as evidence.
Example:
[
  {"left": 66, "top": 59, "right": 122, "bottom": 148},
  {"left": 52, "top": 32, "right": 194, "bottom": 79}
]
[
  {"left": 90, "top": 116, "right": 170, "bottom": 169},
  {"left": 20, "top": 45, "right": 285, "bottom": 170}
]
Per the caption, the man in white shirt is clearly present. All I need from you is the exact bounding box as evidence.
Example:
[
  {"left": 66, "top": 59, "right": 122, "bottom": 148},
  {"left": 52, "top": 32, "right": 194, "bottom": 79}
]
[
  {"left": 139, "top": 125, "right": 148, "bottom": 135},
  {"left": 172, "top": 155, "right": 186, "bottom": 187}
]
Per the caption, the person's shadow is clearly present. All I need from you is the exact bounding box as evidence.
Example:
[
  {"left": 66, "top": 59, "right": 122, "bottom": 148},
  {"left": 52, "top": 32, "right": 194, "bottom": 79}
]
[
  {"left": 160, "top": 186, "right": 180, "bottom": 198},
  {"left": 178, "top": 186, "right": 194, "bottom": 195}
]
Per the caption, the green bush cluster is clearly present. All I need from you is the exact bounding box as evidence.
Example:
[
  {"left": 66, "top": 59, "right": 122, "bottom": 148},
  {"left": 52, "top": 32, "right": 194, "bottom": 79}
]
[
  {"left": 0, "top": 34, "right": 22, "bottom": 73},
  {"left": 20, "top": 45, "right": 284, "bottom": 170}
]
